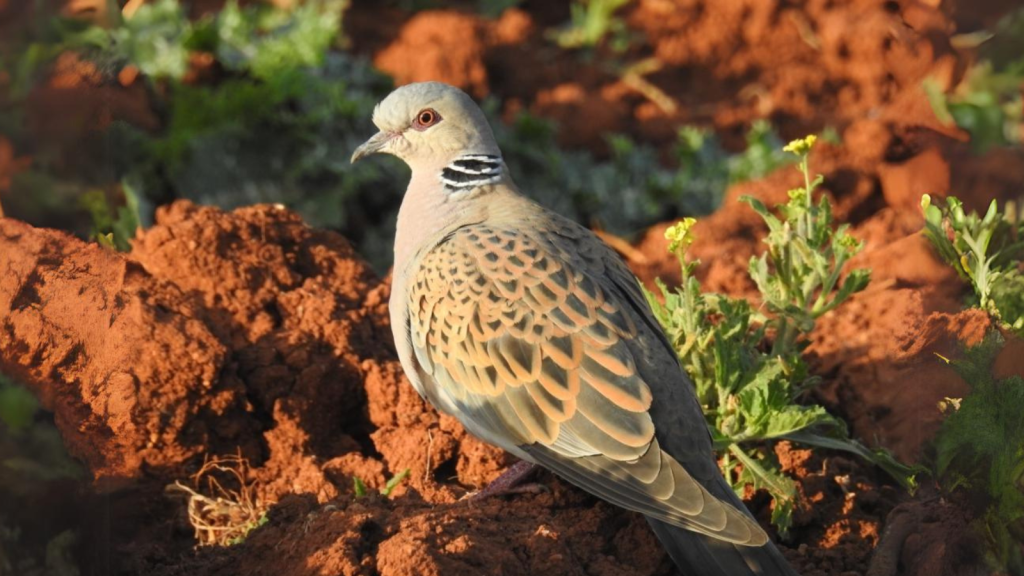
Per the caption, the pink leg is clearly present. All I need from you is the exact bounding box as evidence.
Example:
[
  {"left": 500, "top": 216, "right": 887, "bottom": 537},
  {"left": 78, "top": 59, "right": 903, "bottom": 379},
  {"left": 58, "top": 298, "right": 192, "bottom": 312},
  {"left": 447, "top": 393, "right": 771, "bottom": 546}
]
[{"left": 467, "top": 460, "right": 545, "bottom": 501}]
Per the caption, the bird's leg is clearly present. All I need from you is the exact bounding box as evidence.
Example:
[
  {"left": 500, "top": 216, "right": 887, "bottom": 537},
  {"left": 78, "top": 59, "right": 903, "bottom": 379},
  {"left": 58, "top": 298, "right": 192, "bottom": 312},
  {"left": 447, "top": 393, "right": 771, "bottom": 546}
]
[{"left": 465, "top": 460, "right": 546, "bottom": 501}]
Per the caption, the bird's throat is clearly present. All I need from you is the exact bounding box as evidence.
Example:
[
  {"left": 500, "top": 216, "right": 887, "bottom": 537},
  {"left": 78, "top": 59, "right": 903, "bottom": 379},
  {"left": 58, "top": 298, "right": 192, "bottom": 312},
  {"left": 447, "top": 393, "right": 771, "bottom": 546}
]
[{"left": 394, "top": 162, "right": 489, "bottom": 277}]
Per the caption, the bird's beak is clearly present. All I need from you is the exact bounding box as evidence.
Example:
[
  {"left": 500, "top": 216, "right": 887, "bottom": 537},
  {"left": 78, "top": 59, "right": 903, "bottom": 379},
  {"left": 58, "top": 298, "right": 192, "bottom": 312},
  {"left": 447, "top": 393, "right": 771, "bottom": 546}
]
[{"left": 351, "top": 131, "right": 395, "bottom": 164}]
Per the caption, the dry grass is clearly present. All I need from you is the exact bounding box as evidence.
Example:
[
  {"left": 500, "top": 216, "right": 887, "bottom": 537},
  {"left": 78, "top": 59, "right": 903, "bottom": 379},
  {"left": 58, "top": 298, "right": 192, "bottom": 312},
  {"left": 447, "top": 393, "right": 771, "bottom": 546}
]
[{"left": 166, "top": 452, "right": 268, "bottom": 547}]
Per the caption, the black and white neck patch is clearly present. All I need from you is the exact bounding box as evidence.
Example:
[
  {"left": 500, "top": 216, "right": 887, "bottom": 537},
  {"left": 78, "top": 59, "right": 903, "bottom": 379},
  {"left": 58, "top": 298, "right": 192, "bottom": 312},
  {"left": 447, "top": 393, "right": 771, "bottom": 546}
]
[{"left": 440, "top": 154, "right": 503, "bottom": 191}]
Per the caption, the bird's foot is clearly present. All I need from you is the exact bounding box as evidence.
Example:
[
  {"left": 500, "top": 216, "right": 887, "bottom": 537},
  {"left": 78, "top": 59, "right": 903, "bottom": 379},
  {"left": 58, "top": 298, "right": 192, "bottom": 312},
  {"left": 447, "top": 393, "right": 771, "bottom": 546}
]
[{"left": 462, "top": 460, "right": 546, "bottom": 501}]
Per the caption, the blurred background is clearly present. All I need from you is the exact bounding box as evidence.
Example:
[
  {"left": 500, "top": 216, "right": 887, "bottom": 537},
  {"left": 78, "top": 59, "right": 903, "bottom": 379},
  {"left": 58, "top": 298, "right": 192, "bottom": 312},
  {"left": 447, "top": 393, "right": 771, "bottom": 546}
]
[{"left": 2, "top": 0, "right": 1019, "bottom": 272}]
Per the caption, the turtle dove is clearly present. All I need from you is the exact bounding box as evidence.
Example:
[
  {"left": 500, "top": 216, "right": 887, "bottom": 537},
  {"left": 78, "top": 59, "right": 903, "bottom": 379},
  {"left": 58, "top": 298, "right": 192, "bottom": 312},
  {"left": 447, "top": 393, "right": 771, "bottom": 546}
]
[{"left": 352, "top": 82, "right": 798, "bottom": 576}]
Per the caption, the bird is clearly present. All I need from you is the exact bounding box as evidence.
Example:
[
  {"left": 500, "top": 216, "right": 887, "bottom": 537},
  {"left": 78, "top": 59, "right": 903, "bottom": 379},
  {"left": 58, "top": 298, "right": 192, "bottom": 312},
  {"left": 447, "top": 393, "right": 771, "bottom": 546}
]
[{"left": 352, "top": 81, "right": 799, "bottom": 576}]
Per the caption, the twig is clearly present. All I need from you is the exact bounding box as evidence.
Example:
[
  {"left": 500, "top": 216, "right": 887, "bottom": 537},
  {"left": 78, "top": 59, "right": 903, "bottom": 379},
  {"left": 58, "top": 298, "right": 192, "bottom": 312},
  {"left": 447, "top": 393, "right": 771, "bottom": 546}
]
[
  {"left": 787, "top": 12, "right": 821, "bottom": 50},
  {"left": 619, "top": 58, "right": 678, "bottom": 116},
  {"left": 122, "top": 0, "right": 145, "bottom": 18},
  {"left": 165, "top": 452, "right": 267, "bottom": 547},
  {"left": 424, "top": 428, "right": 434, "bottom": 483}
]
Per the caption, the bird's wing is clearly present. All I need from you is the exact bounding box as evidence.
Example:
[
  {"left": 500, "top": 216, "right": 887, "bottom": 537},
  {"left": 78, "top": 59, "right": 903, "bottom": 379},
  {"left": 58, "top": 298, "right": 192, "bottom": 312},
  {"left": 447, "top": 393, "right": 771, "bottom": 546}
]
[{"left": 406, "top": 216, "right": 766, "bottom": 546}]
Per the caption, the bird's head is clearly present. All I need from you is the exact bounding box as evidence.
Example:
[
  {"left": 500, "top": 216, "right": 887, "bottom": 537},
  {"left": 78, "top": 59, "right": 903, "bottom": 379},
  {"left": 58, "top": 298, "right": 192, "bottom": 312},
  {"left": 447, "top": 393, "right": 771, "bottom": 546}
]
[{"left": 351, "top": 82, "right": 500, "bottom": 169}]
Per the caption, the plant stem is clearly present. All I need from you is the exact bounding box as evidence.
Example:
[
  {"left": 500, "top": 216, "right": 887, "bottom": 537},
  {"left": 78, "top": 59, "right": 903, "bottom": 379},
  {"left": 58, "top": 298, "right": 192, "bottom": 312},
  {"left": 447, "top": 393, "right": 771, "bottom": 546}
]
[
  {"left": 772, "top": 317, "right": 791, "bottom": 357},
  {"left": 813, "top": 251, "right": 847, "bottom": 315},
  {"left": 802, "top": 156, "right": 812, "bottom": 207}
]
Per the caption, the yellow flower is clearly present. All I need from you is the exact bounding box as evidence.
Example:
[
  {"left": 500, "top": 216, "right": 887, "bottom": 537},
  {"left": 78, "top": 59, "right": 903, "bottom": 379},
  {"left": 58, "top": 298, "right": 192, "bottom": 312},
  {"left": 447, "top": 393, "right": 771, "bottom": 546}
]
[
  {"left": 920, "top": 193, "right": 931, "bottom": 212},
  {"left": 782, "top": 134, "right": 817, "bottom": 156},
  {"left": 838, "top": 233, "right": 861, "bottom": 253},
  {"left": 938, "top": 397, "right": 962, "bottom": 414},
  {"left": 665, "top": 217, "right": 697, "bottom": 254},
  {"left": 787, "top": 187, "right": 808, "bottom": 203}
]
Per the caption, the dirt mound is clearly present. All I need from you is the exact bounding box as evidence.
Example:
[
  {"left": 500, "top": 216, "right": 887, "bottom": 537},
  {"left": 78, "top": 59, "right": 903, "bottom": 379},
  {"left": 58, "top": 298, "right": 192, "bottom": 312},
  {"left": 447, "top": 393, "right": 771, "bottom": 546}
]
[
  {"left": 2, "top": 200, "right": 920, "bottom": 575},
  {"left": 357, "top": 0, "right": 963, "bottom": 154},
  {"left": 0, "top": 202, "right": 676, "bottom": 574},
  {"left": 373, "top": 11, "right": 490, "bottom": 98},
  {"left": 775, "top": 442, "right": 899, "bottom": 576},
  {"left": 151, "top": 488, "right": 671, "bottom": 576},
  {"left": 0, "top": 202, "right": 411, "bottom": 570},
  {"left": 1, "top": 212, "right": 234, "bottom": 486}
]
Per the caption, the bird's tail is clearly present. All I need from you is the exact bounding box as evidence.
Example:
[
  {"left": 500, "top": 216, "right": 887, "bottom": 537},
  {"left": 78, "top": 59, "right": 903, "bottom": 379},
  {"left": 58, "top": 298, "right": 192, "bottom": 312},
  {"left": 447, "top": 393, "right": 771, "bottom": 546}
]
[
  {"left": 647, "top": 519, "right": 798, "bottom": 576},
  {"left": 646, "top": 475, "right": 800, "bottom": 576}
]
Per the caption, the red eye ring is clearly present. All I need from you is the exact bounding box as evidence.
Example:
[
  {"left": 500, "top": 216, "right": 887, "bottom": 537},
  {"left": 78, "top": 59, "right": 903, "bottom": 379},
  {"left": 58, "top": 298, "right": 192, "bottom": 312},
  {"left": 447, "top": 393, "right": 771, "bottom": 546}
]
[{"left": 413, "top": 108, "right": 441, "bottom": 130}]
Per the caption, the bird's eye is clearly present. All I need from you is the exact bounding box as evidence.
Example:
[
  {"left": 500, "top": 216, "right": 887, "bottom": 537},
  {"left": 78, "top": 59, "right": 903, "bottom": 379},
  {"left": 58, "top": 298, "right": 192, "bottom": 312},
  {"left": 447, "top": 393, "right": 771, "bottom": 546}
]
[{"left": 412, "top": 108, "right": 442, "bottom": 130}]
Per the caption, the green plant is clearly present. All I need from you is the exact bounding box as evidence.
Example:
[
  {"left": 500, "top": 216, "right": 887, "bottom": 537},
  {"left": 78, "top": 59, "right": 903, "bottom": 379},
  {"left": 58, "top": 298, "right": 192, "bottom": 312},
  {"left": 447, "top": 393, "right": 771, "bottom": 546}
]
[
  {"left": 352, "top": 476, "right": 368, "bottom": 497},
  {"left": 550, "top": 0, "right": 630, "bottom": 50},
  {"left": 477, "top": 0, "right": 521, "bottom": 18},
  {"left": 353, "top": 468, "right": 410, "bottom": 498},
  {"left": 933, "top": 333, "right": 1024, "bottom": 573},
  {"left": 722, "top": 121, "right": 795, "bottom": 184},
  {"left": 924, "top": 7, "right": 1024, "bottom": 152},
  {"left": 79, "top": 183, "right": 142, "bottom": 251},
  {"left": 381, "top": 468, "right": 411, "bottom": 496},
  {"left": 644, "top": 136, "right": 920, "bottom": 535},
  {"left": 741, "top": 136, "right": 872, "bottom": 355},
  {"left": 225, "top": 514, "right": 269, "bottom": 546},
  {"left": 0, "top": 376, "right": 38, "bottom": 435},
  {"left": 496, "top": 109, "right": 790, "bottom": 238},
  {"left": 0, "top": 375, "right": 80, "bottom": 483},
  {"left": 0, "top": 376, "right": 82, "bottom": 574},
  {"left": 57, "top": 0, "right": 345, "bottom": 83},
  {"left": 922, "top": 194, "right": 1024, "bottom": 335}
]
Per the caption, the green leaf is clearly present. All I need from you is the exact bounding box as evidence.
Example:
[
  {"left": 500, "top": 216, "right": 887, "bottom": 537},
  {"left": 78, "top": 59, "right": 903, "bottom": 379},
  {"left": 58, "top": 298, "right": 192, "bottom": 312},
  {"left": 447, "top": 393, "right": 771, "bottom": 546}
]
[
  {"left": 113, "top": 0, "right": 192, "bottom": 81},
  {"left": 730, "top": 445, "right": 796, "bottom": 537},
  {"left": 990, "top": 269, "right": 1024, "bottom": 335},
  {"left": 110, "top": 181, "right": 142, "bottom": 251},
  {"left": 215, "top": 0, "right": 345, "bottom": 81},
  {"left": 550, "top": 0, "right": 630, "bottom": 49},
  {"left": 380, "top": 468, "right": 410, "bottom": 497},
  {"left": 833, "top": 269, "right": 871, "bottom": 305},
  {"left": 784, "top": 428, "right": 924, "bottom": 491},
  {"left": 78, "top": 188, "right": 140, "bottom": 252},
  {"left": 352, "top": 476, "right": 367, "bottom": 497},
  {"left": 921, "top": 194, "right": 1024, "bottom": 331},
  {"left": 739, "top": 196, "right": 775, "bottom": 225},
  {"left": 44, "top": 530, "right": 79, "bottom": 576},
  {"left": 0, "top": 381, "right": 38, "bottom": 434},
  {"left": 932, "top": 332, "right": 1024, "bottom": 572}
]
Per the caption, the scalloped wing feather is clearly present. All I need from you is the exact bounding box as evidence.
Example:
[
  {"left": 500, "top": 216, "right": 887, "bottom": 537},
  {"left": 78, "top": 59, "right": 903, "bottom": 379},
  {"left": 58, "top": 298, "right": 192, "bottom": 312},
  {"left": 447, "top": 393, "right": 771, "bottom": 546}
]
[{"left": 408, "top": 220, "right": 766, "bottom": 546}]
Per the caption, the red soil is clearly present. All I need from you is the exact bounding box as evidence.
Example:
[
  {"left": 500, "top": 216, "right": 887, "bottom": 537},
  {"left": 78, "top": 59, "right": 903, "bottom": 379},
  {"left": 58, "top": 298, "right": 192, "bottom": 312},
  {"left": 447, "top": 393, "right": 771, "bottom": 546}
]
[
  {"left": 354, "top": 0, "right": 973, "bottom": 154},
  {"left": 4, "top": 136, "right": 1017, "bottom": 574},
  {"left": 1, "top": 0, "right": 1023, "bottom": 574},
  {"left": 0, "top": 201, "right": 914, "bottom": 576}
]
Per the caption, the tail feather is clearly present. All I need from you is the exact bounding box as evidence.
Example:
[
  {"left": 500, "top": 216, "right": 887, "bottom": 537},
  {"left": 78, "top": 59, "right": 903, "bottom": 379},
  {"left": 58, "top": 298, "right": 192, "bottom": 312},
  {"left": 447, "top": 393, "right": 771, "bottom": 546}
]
[
  {"left": 647, "top": 519, "right": 798, "bottom": 576},
  {"left": 647, "top": 475, "right": 800, "bottom": 576}
]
